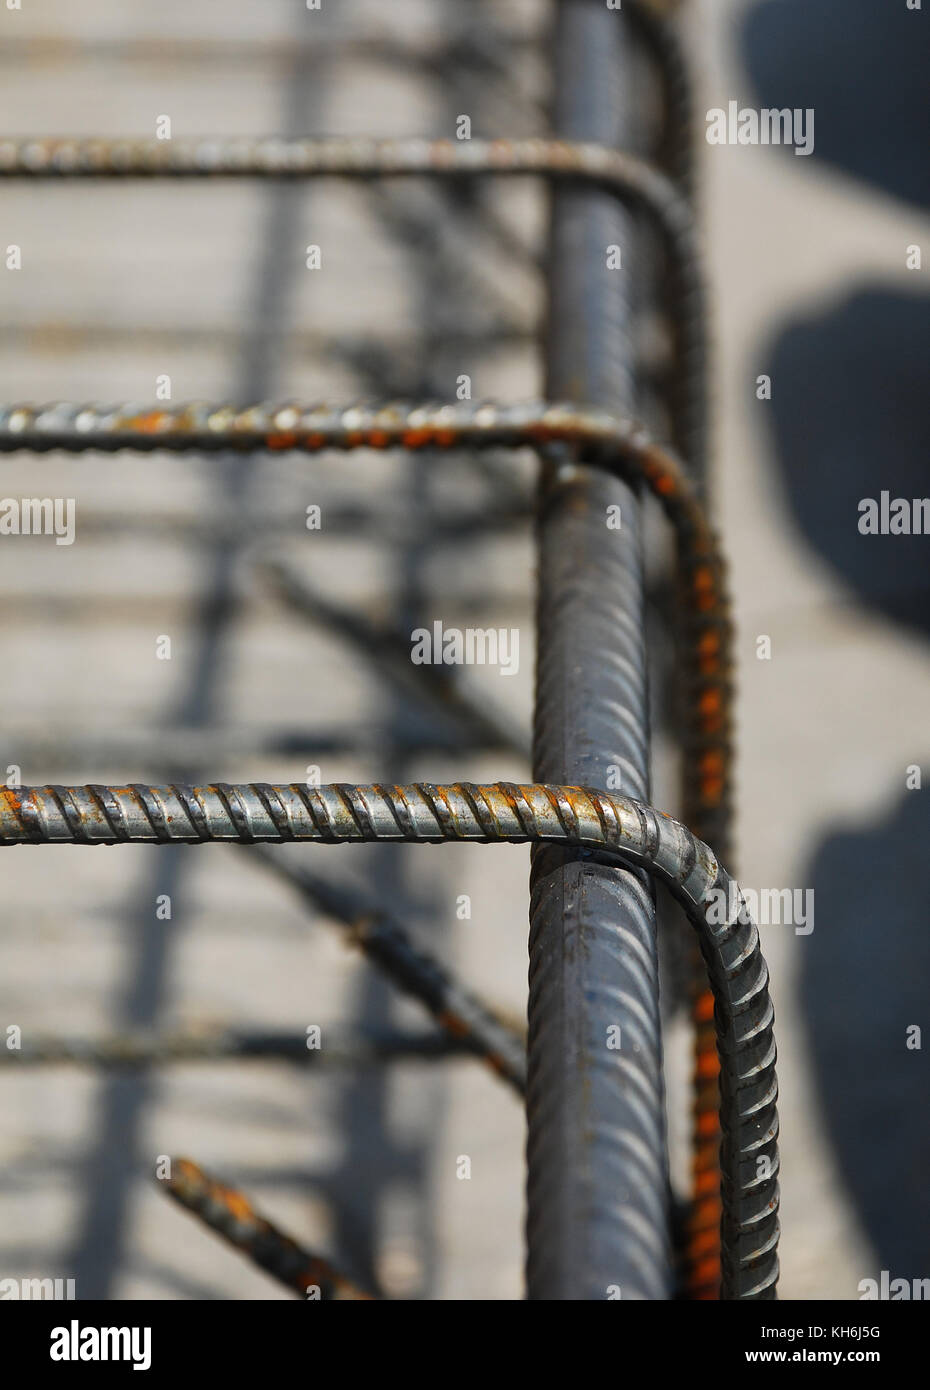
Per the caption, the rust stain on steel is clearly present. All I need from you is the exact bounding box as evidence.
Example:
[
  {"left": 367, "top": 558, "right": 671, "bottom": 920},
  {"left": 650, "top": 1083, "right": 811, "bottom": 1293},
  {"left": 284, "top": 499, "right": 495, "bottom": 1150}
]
[{"left": 165, "top": 1157, "right": 374, "bottom": 1300}]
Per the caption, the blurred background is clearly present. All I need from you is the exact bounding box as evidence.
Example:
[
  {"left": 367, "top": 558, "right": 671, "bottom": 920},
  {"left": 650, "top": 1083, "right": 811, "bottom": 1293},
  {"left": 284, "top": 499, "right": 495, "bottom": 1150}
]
[{"left": 0, "top": 0, "right": 926, "bottom": 1300}]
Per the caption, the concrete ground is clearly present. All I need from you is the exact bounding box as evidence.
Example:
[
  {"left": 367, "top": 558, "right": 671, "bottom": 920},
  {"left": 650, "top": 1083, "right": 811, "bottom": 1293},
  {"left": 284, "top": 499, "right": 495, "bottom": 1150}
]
[{"left": 0, "top": 0, "right": 925, "bottom": 1300}]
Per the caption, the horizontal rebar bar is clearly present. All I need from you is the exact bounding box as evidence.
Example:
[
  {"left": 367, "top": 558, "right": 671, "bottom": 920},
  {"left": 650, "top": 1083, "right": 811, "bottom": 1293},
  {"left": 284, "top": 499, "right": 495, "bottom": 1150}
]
[
  {"left": 0, "top": 779, "right": 776, "bottom": 1299},
  {"left": 162, "top": 1157, "right": 374, "bottom": 1300},
  {"left": 1, "top": 1029, "right": 477, "bottom": 1068},
  {"left": 0, "top": 779, "right": 709, "bottom": 851},
  {"left": 0, "top": 397, "right": 676, "bottom": 454},
  {"left": 0, "top": 135, "right": 689, "bottom": 217}
]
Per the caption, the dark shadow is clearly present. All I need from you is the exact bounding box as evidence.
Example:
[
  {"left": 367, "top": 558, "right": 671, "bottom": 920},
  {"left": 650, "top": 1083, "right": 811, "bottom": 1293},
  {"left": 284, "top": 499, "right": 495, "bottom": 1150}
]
[
  {"left": 742, "top": 0, "right": 929, "bottom": 207},
  {"left": 758, "top": 278, "right": 930, "bottom": 1280},
  {"left": 765, "top": 285, "right": 930, "bottom": 637},
  {"left": 800, "top": 790, "right": 930, "bottom": 1280}
]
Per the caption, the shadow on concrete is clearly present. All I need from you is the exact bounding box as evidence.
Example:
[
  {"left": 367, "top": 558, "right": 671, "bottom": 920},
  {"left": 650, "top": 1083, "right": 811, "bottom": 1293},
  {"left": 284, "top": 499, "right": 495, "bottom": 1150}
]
[
  {"left": 799, "top": 791, "right": 930, "bottom": 1281},
  {"left": 755, "top": 218, "right": 929, "bottom": 1286},
  {"left": 743, "top": 0, "right": 930, "bottom": 1282},
  {"left": 765, "top": 285, "right": 930, "bottom": 637},
  {"left": 742, "top": 0, "right": 928, "bottom": 207}
]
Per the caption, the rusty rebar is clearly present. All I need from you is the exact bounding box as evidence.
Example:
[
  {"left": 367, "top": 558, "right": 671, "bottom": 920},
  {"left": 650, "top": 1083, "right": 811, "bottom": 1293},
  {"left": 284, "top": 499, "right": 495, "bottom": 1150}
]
[
  {"left": 162, "top": 1157, "right": 374, "bottom": 1300},
  {"left": 0, "top": 0, "right": 727, "bottom": 1307}
]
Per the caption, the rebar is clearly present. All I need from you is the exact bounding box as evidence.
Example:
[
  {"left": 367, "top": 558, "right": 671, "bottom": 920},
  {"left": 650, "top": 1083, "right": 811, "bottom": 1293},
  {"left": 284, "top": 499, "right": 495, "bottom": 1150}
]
[
  {"left": 529, "top": 0, "right": 668, "bottom": 1303},
  {"left": 0, "top": 134, "right": 689, "bottom": 212},
  {"left": 2, "top": 1029, "right": 477, "bottom": 1068},
  {"left": 0, "top": 779, "right": 778, "bottom": 1300},
  {"left": 163, "top": 1157, "right": 374, "bottom": 1300}
]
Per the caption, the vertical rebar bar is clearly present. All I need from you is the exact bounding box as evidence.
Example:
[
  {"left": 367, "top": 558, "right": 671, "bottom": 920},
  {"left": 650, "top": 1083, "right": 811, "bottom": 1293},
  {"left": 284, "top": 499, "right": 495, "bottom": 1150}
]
[{"left": 526, "top": 0, "right": 672, "bottom": 1300}]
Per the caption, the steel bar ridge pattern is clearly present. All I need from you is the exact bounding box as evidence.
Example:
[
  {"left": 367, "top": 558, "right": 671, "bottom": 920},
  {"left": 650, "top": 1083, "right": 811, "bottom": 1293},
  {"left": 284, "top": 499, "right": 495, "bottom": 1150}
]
[{"left": 533, "top": 3, "right": 665, "bottom": 1303}]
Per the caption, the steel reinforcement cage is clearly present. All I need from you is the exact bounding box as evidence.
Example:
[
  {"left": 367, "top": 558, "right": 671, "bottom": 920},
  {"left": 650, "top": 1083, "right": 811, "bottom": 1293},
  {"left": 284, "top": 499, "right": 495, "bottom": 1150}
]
[{"left": 0, "top": 1, "right": 778, "bottom": 1301}]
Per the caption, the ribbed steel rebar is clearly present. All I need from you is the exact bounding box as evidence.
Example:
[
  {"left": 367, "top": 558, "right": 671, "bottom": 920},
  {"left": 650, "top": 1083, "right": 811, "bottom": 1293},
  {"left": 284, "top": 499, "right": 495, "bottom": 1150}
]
[
  {"left": 626, "top": 1, "right": 705, "bottom": 485},
  {"left": 1, "top": 401, "right": 728, "bottom": 1295},
  {"left": 530, "top": 0, "right": 665, "bottom": 1302},
  {"left": 163, "top": 1158, "right": 374, "bottom": 1300},
  {"left": 622, "top": 0, "right": 723, "bottom": 1291},
  {"left": 1, "top": 779, "right": 777, "bottom": 1299},
  {"left": 1, "top": 2, "right": 730, "bottom": 1306}
]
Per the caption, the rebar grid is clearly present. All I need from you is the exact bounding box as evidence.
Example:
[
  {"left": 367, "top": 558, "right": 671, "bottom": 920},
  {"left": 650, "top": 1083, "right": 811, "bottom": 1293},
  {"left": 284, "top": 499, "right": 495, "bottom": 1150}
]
[{"left": 1, "top": 2, "right": 775, "bottom": 1303}]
